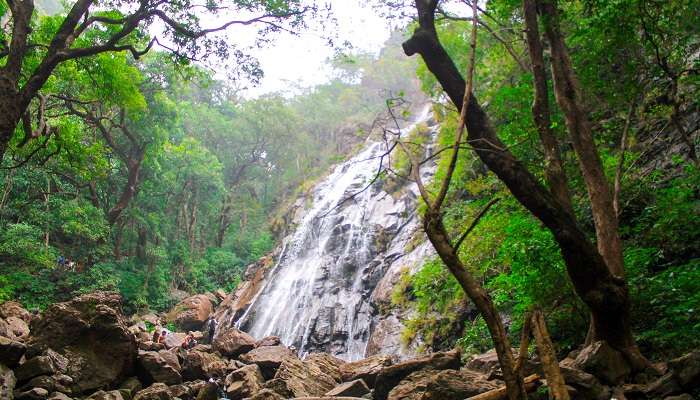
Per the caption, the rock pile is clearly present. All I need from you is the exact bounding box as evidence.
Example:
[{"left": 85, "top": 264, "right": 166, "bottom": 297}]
[{"left": 1, "top": 292, "right": 698, "bottom": 400}]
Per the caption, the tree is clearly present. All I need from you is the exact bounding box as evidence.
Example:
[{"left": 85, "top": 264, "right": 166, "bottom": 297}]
[
  {"left": 0, "top": 0, "right": 310, "bottom": 161},
  {"left": 401, "top": 0, "right": 648, "bottom": 369}
]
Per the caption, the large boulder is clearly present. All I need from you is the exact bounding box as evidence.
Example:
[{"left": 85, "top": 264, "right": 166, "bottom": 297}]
[
  {"left": 558, "top": 365, "right": 610, "bottom": 400},
  {"left": 224, "top": 364, "right": 264, "bottom": 399},
  {"left": 340, "top": 354, "right": 392, "bottom": 388},
  {"left": 212, "top": 328, "right": 256, "bottom": 358},
  {"left": 195, "top": 381, "right": 219, "bottom": 400},
  {"left": 181, "top": 348, "right": 228, "bottom": 381},
  {"left": 86, "top": 390, "right": 126, "bottom": 400},
  {"left": 0, "top": 301, "right": 32, "bottom": 323},
  {"left": 1, "top": 363, "right": 16, "bottom": 400},
  {"left": 239, "top": 346, "right": 296, "bottom": 380},
  {"left": 387, "top": 368, "right": 498, "bottom": 400},
  {"left": 26, "top": 292, "right": 137, "bottom": 394},
  {"left": 169, "top": 380, "right": 207, "bottom": 400},
  {"left": 306, "top": 352, "right": 346, "bottom": 383},
  {"left": 0, "top": 336, "right": 26, "bottom": 367},
  {"left": 166, "top": 295, "right": 213, "bottom": 331},
  {"left": 162, "top": 332, "right": 186, "bottom": 349},
  {"left": 263, "top": 357, "right": 336, "bottom": 398},
  {"left": 136, "top": 349, "right": 182, "bottom": 385},
  {"left": 255, "top": 336, "right": 281, "bottom": 348},
  {"left": 572, "top": 341, "right": 631, "bottom": 385},
  {"left": 373, "top": 349, "right": 461, "bottom": 400}
]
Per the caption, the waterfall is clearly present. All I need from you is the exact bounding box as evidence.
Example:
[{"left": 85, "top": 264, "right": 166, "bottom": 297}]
[{"left": 236, "top": 105, "right": 435, "bottom": 361}]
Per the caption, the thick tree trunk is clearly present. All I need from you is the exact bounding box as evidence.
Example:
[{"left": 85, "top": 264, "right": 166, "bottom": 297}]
[
  {"left": 522, "top": 0, "right": 573, "bottom": 215},
  {"left": 0, "top": 89, "right": 23, "bottom": 162},
  {"left": 539, "top": 0, "right": 625, "bottom": 278},
  {"left": 402, "top": 0, "right": 647, "bottom": 370}
]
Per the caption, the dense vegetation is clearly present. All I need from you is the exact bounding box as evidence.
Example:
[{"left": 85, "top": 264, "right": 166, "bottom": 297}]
[
  {"left": 0, "top": 6, "right": 418, "bottom": 312},
  {"left": 1, "top": 0, "right": 698, "bottom": 373},
  {"left": 385, "top": 0, "right": 699, "bottom": 362}
]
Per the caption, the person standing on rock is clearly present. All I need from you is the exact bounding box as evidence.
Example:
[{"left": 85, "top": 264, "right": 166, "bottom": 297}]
[{"left": 207, "top": 317, "right": 217, "bottom": 343}]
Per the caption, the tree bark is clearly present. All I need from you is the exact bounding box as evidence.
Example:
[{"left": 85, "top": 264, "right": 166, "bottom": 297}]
[
  {"left": 531, "top": 309, "right": 570, "bottom": 400},
  {"left": 539, "top": 0, "right": 625, "bottom": 278},
  {"left": 522, "top": 0, "right": 573, "bottom": 215},
  {"left": 402, "top": 0, "right": 647, "bottom": 370},
  {"left": 107, "top": 154, "right": 144, "bottom": 225}
]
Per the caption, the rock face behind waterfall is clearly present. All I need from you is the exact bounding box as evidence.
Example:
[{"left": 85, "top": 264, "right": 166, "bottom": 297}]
[{"left": 220, "top": 105, "right": 438, "bottom": 361}]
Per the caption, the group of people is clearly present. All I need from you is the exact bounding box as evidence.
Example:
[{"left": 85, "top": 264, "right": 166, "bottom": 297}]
[{"left": 151, "top": 327, "right": 198, "bottom": 351}]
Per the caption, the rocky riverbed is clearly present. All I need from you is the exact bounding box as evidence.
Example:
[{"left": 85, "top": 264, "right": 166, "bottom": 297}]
[{"left": 1, "top": 291, "right": 698, "bottom": 400}]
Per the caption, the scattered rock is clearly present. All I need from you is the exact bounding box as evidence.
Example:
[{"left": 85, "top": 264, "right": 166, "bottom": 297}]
[
  {"left": 572, "top": 341, "right": 631, "bottom": 385},
  {"left": 212, "top": 328, "right": 256, "bottom": 358},
  {"left": 340, "top": 354, "right": 392, "bottom": 388},
  {"left": 119, "top": 376, "right": 142, "bottom": 396},
  {"left": 0, "top": 336, "right": 26, "bottom": 367},
  {"left": 137, "top": 349, "right": 182, "bottom": 385},
  {"left": 558, "top": 365, "right": 611, "bottom": 400},
  {"left": 0, "top": 302, "right": 32, "bottom": 323},
  {"left": 373, "top": 349, "right": 461, "bottom": 400},
  {"left": 247, "top": 388, "right": 284, "bottom": 400},
  {"left": 668, "top": 350, "right": 700, "bottom": 390},
  {"left": 181, "top": 348, "right": 228, "bottom": 381},
  {"left": 166, "top": 295, "right": 213, "bottom": 331},
  {"left": 48, "top": 392, "right": 73, "bottom": 400},
  {"left": 239, "top": 345, "right": 296, "bottom": 380},
  {"left": 15, "top": 387, "right": 49, "bottom": 399},
  {"left": 213, "top": 290, "right": 227, "bottom": 303},
  {"left": 224, "top": 364, "right": 264, "bottom": 399},
  {"left": 163, "top": 332, "right": 187, "bottom": 349},
  {"left": 86, "top": 390, "right": 127, "bottom": 400},
  {"left": 6, "top": 317, "right": 30, "bottom": 339},
  {"left": 646, "top": 372, "right": 683, "bottom": 398},
  {"left": 386, "top": 368, "right": 498, "bottom": 400},
  {"left": 14, "top": 348, "right": 68, "bottom": 383},
  {"left": 133, "top": 383, "right": 172, "bottom": 400},
  {"left": 170, "top": 380, "right": 206, "bottom": 400},
  {"left": 664, "top": 394, "right": 695, "bottom": 400},
  {"left": 26, "top": 291, "right": 137, "bottom": 394},
  {"left": 0, "top": 363, "right": 16, "bottom": 399},
  {"left": 307, "top": 352, "right": 346, "bottom": 383},
  {"left": 255, "top": 336, "right": 281, "bottom": 348},
  {"left": 266, "top": 356, "right": 337, "bottom": 397},
  {"left": 325, "top": 379, "right": 370, "bottom": 397},
  {"left": 195, "top": 381, "right": 218, "bottom": 400}
]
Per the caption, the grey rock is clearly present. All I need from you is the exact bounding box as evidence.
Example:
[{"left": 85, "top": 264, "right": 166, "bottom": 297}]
[{"left": 325, "top": 379, "right": 371, "bottom": 397}]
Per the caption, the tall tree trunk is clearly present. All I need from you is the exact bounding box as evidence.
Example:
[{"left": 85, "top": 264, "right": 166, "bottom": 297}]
[
  {"left": 522, "top": 0, "right": 573, "bottom": 215},
  {"left": 107, "top": 154, "right": 144, "bottom": 225},
  {"left": 136, "top": 226, "right": 147, "bottom": 261},
  {"left": 0, "top": 89, "right": 23, "bottom": 162},
  {"left": 402, "top": 0, "right": 647, "bottom": 370},
  {"left": 539, "top": 0, "right": 625, "bottom": 278},
  {"left": 113, "top": 221, "right": 124, "bottom": 260}
]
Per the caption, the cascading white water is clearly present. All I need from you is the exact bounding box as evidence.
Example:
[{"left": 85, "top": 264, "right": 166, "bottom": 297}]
[{"left": 236, "top": 105, "right": 435, "bottom": 361}]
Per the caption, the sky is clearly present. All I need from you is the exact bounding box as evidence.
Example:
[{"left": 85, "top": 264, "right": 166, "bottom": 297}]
[{"left": 228, "top": 0, "right": 395, "bottom": 97}]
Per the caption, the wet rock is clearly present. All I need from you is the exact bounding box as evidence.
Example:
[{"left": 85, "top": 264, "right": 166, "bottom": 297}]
[
  {"left": 212, "top": 328, "right": 256, "bottom": 358},
  {"left": 340, "top": 354, "right": 392, "bottom": 388},
  {"left": 325, "top": 379, "right": 370, "bottom": 397},
  {"left": 255, "top": 336, "right": 281, "bottom": 347},
  {"left": 137, "top": 349, "right": 182, "bottom": 385},
  {"left": 26, "top": 292, "right": 137, "bottom": 394},
  {"left": 572, "top": 341, "right": 631, "bottom": 385},
  {"left": 558, "top": 365, "right": 610, "bottom": 400},
  {"left": 387, "top": 368, "right": 498, "bottom": 400},
  {"left": 668, "top": 350, "right": 700, "bottom": 390},
  {"left": 306, "top": 352, "right": 346, "bottom": 383},
  {"left": 239, "top": 346, "right": 296, "bottom": 380},
  {"left": 224, "top": 364, "right": 264, "bottom": 399},
  {"left": 1, "top": 363, "right": 16, "bottom": 399},
  {"left": 181, "top": 348, "right": 228, "bottom": 381},
  {"left": 0, "top": 336, "right": 26, "bottom": 367},
  {"left": 266, "top": 357, "right": 337, "bottom": 397},
  {"left": 133, "top": 383, "right": 172, "bottom": 400},
  {"left": 14, "top": 387, "right": 49, "bottom": 400},
  {"left": 15, "top": 349, "right": 68, "bottom": 383},
  {"left": 374, "top": 349, "right": 461, "bottom": 400},
  {"left": 0, "top": 302, "right": 32, "bottom": 323},
  {"left": 166, "top": 295, "right": 213, "bottom": 331}
]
